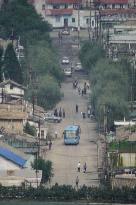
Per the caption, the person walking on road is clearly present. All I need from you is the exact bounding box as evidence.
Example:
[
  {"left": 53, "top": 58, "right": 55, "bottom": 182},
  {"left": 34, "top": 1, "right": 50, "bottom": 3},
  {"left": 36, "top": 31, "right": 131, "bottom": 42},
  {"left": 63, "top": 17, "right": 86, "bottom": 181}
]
[
  {"left": 62, "top": 109, "right": 65, "bottom": 118},
  {"left": 83, "top": 162, "right": 87, "bottom": 173},
  {"left": 76, "top": 104, "right": 78, "bottom": 113},
  {"left": 49, "top": 140, "right": 52, "bottom": 150},
  {"left": 55, "top": 131, "right": 58, "bottom": 139},
  {"left": 75, "top": 176, "right": 79, "bottom": 189},
  {"left": 77, "top": 161, "right": 81, "bottom": 172}
]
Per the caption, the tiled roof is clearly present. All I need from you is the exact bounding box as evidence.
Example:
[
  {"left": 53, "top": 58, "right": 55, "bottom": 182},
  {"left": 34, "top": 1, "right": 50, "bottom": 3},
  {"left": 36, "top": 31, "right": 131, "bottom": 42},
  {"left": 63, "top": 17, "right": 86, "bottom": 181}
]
[
  {"left": 100, "top": 8, "right": 136, "bottom": 15},
  {"left": 96, "top": 0, "right": 128, "bottom": 4},
  {"left": 0, "top": 147, "right": 26, "bottom": 167},
  {"left": 46, "top": 0, "right": 81, "bottom": 3},
  {"left": 45, "top": 8, "right": 73, "bottom": 15}
]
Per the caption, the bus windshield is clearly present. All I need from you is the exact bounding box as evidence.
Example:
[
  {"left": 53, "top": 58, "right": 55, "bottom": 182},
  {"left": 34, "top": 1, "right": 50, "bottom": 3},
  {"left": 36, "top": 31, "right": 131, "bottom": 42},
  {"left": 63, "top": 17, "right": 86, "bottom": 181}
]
[{"left": 65, "top": 130, "right": 77, "bottom": 138}]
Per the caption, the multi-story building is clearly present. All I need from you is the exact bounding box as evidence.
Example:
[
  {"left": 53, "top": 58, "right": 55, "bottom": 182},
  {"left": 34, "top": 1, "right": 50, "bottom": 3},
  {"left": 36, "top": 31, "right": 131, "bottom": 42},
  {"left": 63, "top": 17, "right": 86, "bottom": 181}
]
[{"left": 28, "top": 0, "right": 97, "bottom": 29}]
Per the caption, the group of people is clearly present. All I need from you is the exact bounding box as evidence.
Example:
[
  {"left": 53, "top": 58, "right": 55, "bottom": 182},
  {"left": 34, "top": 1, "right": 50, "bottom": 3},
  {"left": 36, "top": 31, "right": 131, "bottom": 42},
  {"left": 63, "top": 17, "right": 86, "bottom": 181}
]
[
  {"left": 77, "top": 161, "right": 87, "bottom": 173},
  {"left": 54, "top": 107, "right": 65, "bottom": 118},
  {"left": 73, "top": 80, "right": 90, "bottom": 96},
  {"left": 75, "top": 162, "right": 87, "bottom": 189}
]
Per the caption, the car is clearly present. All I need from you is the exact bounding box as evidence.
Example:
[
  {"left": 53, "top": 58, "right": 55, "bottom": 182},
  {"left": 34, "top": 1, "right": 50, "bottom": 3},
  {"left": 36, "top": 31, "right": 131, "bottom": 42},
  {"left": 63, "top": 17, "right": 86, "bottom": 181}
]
[
  {"left": 61, "top": 57, "right": 70, "bottom": 64},
  {"left": 75, "top": 62, "right": 83, "bottom": 71},
  {"left": 61, "top": 29, "right": 70, "bottom": 35},
  {"left": 44, "top": 113, "right": 62, "bottom": 123},
  {"left": 63, "top": 67, "right": 72, "bottom": 77}
]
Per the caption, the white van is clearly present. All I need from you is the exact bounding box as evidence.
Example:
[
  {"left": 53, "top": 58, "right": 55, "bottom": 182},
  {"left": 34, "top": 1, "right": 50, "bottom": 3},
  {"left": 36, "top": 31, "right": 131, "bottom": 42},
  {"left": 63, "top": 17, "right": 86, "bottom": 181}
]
[{"left": 63, "top": 67, "right": 72, "bottom": 77}]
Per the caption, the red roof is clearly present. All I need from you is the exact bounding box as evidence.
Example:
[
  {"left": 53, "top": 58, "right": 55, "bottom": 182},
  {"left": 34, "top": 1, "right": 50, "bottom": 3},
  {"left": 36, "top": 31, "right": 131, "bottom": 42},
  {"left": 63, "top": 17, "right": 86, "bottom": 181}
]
[
  {"left": 45, "top": 8, "right": 73, "bottom": 15},
  {"left": 46, "top": 0, "right": 81, "bottom": 4},
  {"left": 100, "top": 8, "right": 136, "bottom": 15},
  {"left": 96, "top": 0, "right": 128, "bottom": 4}
]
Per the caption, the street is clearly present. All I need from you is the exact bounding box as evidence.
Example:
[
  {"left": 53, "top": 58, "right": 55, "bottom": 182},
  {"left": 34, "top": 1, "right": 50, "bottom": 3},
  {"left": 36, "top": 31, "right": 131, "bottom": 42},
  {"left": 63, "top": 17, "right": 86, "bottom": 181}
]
[{"left": 45, "top": 33, "right": 99, "bottom": 186}]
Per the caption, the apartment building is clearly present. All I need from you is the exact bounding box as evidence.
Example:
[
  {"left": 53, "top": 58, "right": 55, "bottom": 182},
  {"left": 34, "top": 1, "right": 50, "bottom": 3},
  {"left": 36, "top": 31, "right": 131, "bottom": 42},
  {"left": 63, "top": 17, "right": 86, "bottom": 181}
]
[{"left": 28, "top": 0, "right": 97, "bottom": 28}]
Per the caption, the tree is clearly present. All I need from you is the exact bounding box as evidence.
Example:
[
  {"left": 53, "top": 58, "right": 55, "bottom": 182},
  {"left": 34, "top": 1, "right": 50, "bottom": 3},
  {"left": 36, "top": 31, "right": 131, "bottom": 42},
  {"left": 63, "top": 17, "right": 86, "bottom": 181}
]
[
  {"left": 32, "top": 157, "right": 53, "bottom": 183},
  {"left": 24, "top": 121, "right": 37, "bottom": 136},
  {"left": 3, "top": 43, "right": 23, "bottom": 84},
  {"left": 0, "top": 0, "right": 51, "bottom": 39},
  {"left": 26, "top": 75, "right": 61, "bottom": 109},
  {"left": 0, "top": 46, "right": 3, "bottom": 82}
]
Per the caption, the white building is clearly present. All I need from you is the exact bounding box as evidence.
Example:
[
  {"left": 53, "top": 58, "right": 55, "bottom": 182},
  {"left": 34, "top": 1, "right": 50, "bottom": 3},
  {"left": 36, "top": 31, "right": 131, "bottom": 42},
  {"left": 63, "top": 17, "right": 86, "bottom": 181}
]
[{"left": 0, "top": 80, "right": 25, "bottom": 103}]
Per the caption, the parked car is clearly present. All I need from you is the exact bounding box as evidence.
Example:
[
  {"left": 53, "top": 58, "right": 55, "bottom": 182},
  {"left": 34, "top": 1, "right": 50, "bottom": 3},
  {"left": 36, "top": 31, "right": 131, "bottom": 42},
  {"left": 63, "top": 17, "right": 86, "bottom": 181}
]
[
  {"left": 44, "top": 113, "right": 62, "bottom": 123},
  {"left": 75, "top": 62, "right": 83, "bottom": 71},
  {"left": 61, "top": 56, "right": 70, "bottom": 64},
  {"left": 63, "top": 67, "right": 72, "bottom": 77},
  {"left": 61, "top": 29, "right": 70, "bottom": 35}
]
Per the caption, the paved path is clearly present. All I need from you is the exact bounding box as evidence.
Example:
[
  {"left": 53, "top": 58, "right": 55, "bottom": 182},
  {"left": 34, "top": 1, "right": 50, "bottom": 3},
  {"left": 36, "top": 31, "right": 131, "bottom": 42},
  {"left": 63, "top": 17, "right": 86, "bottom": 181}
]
[{"left": 45, "top": 77, "right": 99, "bottom": 187}]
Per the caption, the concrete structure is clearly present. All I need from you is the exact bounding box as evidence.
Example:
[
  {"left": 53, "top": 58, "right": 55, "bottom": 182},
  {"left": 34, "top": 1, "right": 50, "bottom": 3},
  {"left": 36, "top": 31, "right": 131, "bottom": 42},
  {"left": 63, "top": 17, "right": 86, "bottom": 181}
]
[
  {"left": 28, "top": 0, "right": 97, "bottom": 29},
  {"left": 112, "top": 174, "right": 136, "bottom": 188},
  {"left": 0, "top": 103, "right": 27, "bottom": 134},
  {"left": 0, "top": 80, "right": 25, "bottom": 103},
  {"left": 0, "top": 169, "right": 42, "bottom": 187}
]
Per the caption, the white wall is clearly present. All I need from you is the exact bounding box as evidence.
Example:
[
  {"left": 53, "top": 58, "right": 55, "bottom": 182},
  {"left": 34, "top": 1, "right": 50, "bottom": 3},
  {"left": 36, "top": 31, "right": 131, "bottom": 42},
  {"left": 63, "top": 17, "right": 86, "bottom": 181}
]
[
  {"left": 121, "top": 153, "right": 136, "bottom": 167},
  {"left": 0, "top": 156, "right": 21, "bottom": 170}
]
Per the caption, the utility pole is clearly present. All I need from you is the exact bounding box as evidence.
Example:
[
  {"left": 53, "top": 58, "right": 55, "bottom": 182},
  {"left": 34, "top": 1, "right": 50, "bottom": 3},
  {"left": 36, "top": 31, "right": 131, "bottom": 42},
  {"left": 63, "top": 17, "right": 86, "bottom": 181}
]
[{"left": 77, "top": 1, "right": 80, "bottom": 48}]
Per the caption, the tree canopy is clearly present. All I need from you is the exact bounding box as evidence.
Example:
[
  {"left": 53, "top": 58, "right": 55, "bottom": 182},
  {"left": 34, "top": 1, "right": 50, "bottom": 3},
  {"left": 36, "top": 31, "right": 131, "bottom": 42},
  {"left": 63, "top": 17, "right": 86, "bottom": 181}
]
[
  {"left": 2, "top": 43, "right": 23, "bottom": 83},
  {"left": 0, "top": 0, "right": 51, "bottom": 39}
]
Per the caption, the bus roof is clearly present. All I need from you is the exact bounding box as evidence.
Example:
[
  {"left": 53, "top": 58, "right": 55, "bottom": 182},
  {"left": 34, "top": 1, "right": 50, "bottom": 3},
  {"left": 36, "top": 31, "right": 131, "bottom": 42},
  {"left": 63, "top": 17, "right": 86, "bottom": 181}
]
[{"left": 64, "top": 125, "right": 79, "bottom": 131}]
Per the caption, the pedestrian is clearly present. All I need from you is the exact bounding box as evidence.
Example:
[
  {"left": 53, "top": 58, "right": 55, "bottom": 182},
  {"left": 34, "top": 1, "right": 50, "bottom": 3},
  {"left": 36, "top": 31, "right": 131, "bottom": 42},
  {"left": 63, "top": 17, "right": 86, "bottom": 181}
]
[
  {"left": 81, "top": 89, "right": 84, "bottom": 96},
  {"left": 83, "top": 162, "right": 87, "bottom": 173},
  {"left": 55, "top": 131, "right": 58, "bottom": 139},
  {"left": 62, "top": 109, "right": 65, "bottom": 118},
  {"left": 49, "top": 140, "right": 52, "bottom": 150},
  {"left": 75, "top": 176, "right": 79, "bottom": 189},
  {"left": 77, "top": 161, "right": 81, "bottom": 172},
  {"left": 76, "top": 104, "right": 78, "bottom": 113},
  {"left": 87, "top": 108, "right": 91, "bottom": 118},
  {"left": 59, "top": 108, "right": 62, "bottom": 117},
  {"left": 54, "top": 108, "right": 58, "bottom": 117},
  {"left": 78, "top": 87, "right": 81, "bottom": 95},
  {"left": 82, "top": 112, "right": 86, "bottom": 119}
]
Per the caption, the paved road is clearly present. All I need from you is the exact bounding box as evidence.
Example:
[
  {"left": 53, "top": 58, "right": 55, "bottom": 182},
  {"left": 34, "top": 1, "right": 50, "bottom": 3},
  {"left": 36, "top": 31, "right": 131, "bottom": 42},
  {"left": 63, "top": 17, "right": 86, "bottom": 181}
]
[
  {"left": 46, "top": 79, "right": 99, "bottom": 187},
  {"left": 45, "top": 33, "right": 99, "bottom": 187}
]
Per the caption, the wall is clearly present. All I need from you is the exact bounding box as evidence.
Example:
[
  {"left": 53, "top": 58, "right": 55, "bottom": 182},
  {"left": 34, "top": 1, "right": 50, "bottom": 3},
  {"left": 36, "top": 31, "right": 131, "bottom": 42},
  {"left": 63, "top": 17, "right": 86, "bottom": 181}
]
[
  {"left": 0, "top": 119, "right": 24, "bottom": 134},
  {"left": 0, "top": 156, "right": 20, "bottom": 170}
]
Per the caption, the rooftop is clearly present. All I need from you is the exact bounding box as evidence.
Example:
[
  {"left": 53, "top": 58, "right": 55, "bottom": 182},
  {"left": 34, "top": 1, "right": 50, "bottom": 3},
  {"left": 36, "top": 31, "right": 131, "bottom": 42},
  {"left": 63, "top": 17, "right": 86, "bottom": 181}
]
[
  {"left": 46, "top": 0, "right": 81, "bottom": 4},
  {"left": 0, "top": 79, "right": 26, "bottom": 90},
  {"left": 96, "top": 0, "right": 128, "bottom": 4},
  {"left": 0, "top": 146, "right": 26, "bottom": 167},
  {"left": 45, "top": 8, "right": 73, "bottom": 15}
]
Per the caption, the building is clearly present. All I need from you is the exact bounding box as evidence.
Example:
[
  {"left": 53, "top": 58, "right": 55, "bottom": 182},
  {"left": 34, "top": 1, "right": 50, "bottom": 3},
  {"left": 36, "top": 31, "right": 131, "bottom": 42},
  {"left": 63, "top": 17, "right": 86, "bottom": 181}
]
[
  {"left": 0, "top": 80, "right": 26, "bottom": 103},
  {"left": 0, "top": 142, "right": 42, "bottom": 187},
  {"left": 0, "top": 103, "right": 27, "bottom": 134},
  {"left": 28, "top": 0, "right": 97, "bottom": 29}
]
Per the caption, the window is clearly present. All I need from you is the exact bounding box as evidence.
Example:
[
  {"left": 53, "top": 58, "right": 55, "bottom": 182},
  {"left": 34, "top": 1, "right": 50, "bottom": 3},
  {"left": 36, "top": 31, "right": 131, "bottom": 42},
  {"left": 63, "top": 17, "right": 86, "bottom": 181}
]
[
  {"left": 10, "top": 84, "right": 14, "bottom": 89},
  {"left": 72, "top": 18, "right": 75, "bottom": 23},
  {"left": 86, "top": 18, "right": 89, "bottom": 24},
  {"left": 53, "top": 4, "right": 60, "bottom": 9},
  {"left": 56, "top": 16, "right": 60, "bottom": 22},
  {"left": 42, "top": 4, "right": 45, "bottom": 10},
  {"left": 64, "top": 4, "right": 68, "bottom": 8}
]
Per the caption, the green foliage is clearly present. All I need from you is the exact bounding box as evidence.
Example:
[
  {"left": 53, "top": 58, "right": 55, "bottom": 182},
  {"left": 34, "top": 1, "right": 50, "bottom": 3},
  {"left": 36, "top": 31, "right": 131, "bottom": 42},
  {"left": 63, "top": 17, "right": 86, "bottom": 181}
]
[
  {"left": 0, "top": 0, "right": 51, "bottom": 38},
  {"left": 26, "top": 75, "right": 61, "bottom": 109},
  {"left": 80, "top": 41, "right": 105, "bottom": 72},
  {"left": 32, "top": 157, "right": 53, "bottom": 183},
  {"left": 24, "top": 121, "right": 36, "bottom": 136},
  {"left": 26, "top": 41, "right": 63, "bottom": 81},
  {"left": 0, "top": 185, "right": 135, "bottom": 202},
  {"left": 2, "top": 43, "right": 23, "bottom": 83}
]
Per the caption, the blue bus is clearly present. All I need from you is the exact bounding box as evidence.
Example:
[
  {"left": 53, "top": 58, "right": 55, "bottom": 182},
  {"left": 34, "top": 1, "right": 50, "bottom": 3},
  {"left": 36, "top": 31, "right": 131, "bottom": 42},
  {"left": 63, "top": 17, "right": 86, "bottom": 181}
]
[{"left": 64, "top": 125, "right": 81, "bottom": 145}]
